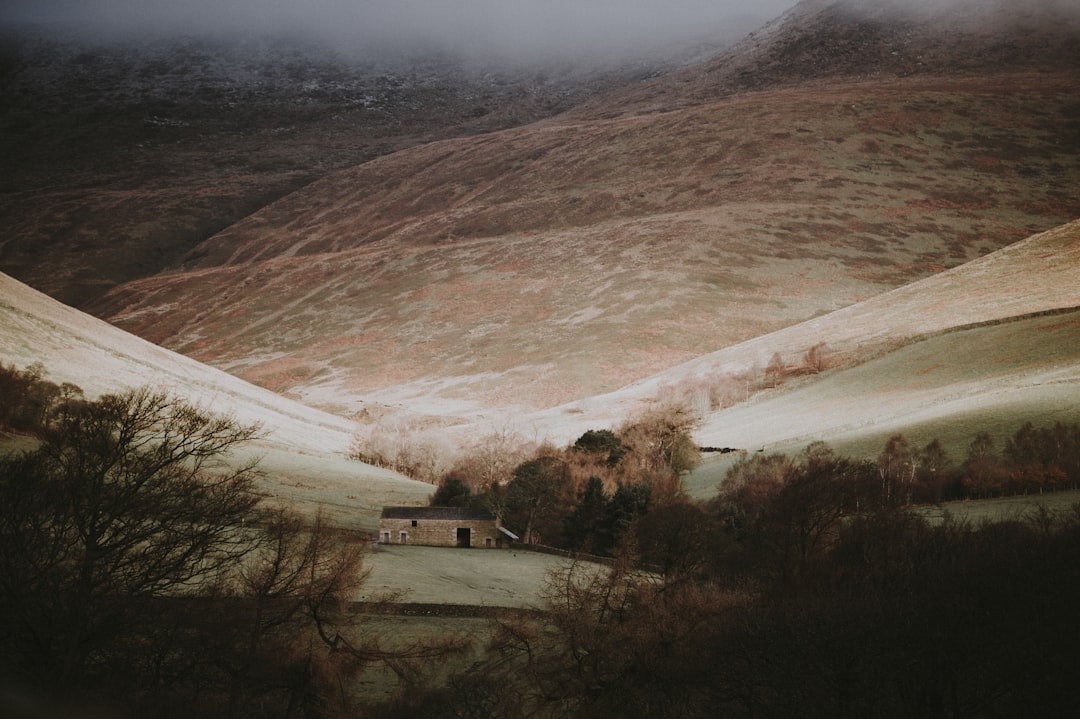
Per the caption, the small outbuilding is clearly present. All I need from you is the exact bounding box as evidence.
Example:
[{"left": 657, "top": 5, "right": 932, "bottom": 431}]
[{"left": 378, "top": 506, "right": 517, "bottom": 548}]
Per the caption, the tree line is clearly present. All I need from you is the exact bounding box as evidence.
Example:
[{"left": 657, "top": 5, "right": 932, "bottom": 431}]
[
  {"left": 872, "top": 424, "right": 1080, "bottom": 504},
  {"left": 0, "top": 361, "right": 86, "bottom": 434},
  {"left": 384, "top": 437, "right": 1080, "bottom": 718},
  {"left": 425, "top": 409, "right": 1080, "bottom": 561}
]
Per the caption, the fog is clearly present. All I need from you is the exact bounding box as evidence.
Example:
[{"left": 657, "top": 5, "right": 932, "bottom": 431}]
[{"left": 0, "top": 0, "right": 800, "bottom": 59}]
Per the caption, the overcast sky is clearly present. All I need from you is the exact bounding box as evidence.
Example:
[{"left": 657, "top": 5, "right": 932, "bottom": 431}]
[{"left": 0, "top": 0, "right": 801, "bottom": 58}]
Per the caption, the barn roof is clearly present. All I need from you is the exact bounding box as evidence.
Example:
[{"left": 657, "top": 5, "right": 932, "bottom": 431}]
[{"left": 380, "top": 506, "right": 497, "bottom": 521}]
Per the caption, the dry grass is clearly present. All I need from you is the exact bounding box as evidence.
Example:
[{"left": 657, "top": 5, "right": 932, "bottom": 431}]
[{"left": 0, "top": 33, "right": 671, "bottom": 308}]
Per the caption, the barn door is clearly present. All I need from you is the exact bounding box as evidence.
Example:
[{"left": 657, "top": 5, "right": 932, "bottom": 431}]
[{"left": 456, "top": 527, "right": 471, "bottom": 547}]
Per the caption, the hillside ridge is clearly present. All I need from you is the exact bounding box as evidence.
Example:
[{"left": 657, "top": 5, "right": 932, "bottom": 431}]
[
  {"left": 507, "top": 218, "right": 1080, "bottom": 448},
  {"left": 5, "top": 0, "right": 1078, "bottom": 459}
]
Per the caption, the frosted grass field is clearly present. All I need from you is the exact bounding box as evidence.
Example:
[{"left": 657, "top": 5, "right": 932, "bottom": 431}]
[{"left": 360, "top": 544, "right": 589, "bottom": 608}]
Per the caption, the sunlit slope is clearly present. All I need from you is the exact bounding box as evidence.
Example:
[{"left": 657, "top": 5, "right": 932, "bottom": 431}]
[
  {"left": 670, "top": 217, "right": 1080, "bottom": 381},
  {"left": 682, "top": 309, "right": 1080, "bottom": 499},
  {"left": 511, "top": 219, "right": 1080, "bottom": 451},
  {"left": 0, "top": 271, "right": 354, "bottom": 453},
  {"left": 697, "top": 309, "right": 1080, "bottom": 451},
  {"left": 0, "top": 272, "right": 434, "bottom": 521}
]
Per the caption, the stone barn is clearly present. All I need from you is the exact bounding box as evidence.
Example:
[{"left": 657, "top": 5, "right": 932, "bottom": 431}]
[{"left": 378, "top": 506, "right": 517, "bottom": 548}]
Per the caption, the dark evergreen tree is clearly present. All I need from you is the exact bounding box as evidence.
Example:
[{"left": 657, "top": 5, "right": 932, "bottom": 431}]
[
  {"left": 431, "top": 472, "right": 472, "bottom": 507},
  {"left": 605, "top": 481, "right": 651, "bottom": 550},
  {"left": 563, "top": 475, "right": 610, "bottom": 553},
  {"left": 504, "top": 455, "right": 573, "bottom": 544}
]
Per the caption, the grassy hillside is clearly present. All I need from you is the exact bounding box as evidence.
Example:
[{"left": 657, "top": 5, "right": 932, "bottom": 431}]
[
  {"left": 685, "top": 309, "right": 1080, "bottom": 497},
  {"left": 0, "top": 0, "right": 1066, "bottom": 432},
  {"left": 3, "top": 0, "right": 1077, "bottom": 511}
]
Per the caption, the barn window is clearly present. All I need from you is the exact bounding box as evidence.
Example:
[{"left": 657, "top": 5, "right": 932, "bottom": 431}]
[{"left": 411, "top": 520, "right": 417, "bottom": 527}]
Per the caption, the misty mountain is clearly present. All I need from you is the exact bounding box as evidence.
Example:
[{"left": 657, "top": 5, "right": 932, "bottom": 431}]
[
  {"left": 0, "top": 21, "right": 749, "bottom": 307},
  {"left": 576, "top": 0, "right": 1080, "bottom": 115},
  {"left": 0, "top": 0, "right": 793, "bottom": 61}
]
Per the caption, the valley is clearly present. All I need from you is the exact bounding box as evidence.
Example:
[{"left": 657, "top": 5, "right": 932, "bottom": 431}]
[{"left": 2, "top": 0, "right": 1080, "bottom": 714}]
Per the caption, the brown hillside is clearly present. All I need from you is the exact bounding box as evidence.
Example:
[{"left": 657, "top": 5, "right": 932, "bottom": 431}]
[
  {"left": 82, "top": 0, "right": 1080, "bottom": 423},
  {"left": 93, "top": 65, "right": 1080, "bottom": 420}
]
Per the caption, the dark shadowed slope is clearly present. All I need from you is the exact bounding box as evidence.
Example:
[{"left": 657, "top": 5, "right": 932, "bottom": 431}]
[
  {"left": 572, "top": 0, "right": 1080, "bottom": 116},
  {"left": 0, "top": 29, "right": 701, "bottom": 307}
]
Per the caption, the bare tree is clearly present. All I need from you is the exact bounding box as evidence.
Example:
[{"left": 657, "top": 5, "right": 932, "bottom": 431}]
[
  {"left": 618, "top": 402, "right": 702, "bottom": 493},
  {"left": 963, "top": 431, "right": 1005, "bottom": 498},
  {"left": 803, "top": 342, "right": 830, "bottom": 373},
  {"left": 879, "top": 434, "right": 917, "bottom": 506},
  {"left": 718, "top": 444, "right": 855, "bottom": 583},
  {"left": 765, "top": 352, "right": 786, "bottom": 388},
  {"left": 0, "top": 388, "right": 262, "bottom": 695},
  {"left": 454, "top": 427, "right": 530, "bottom": 491},
  {"left": 204, "top": 506, "right": 387, "bottom": 716}
]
